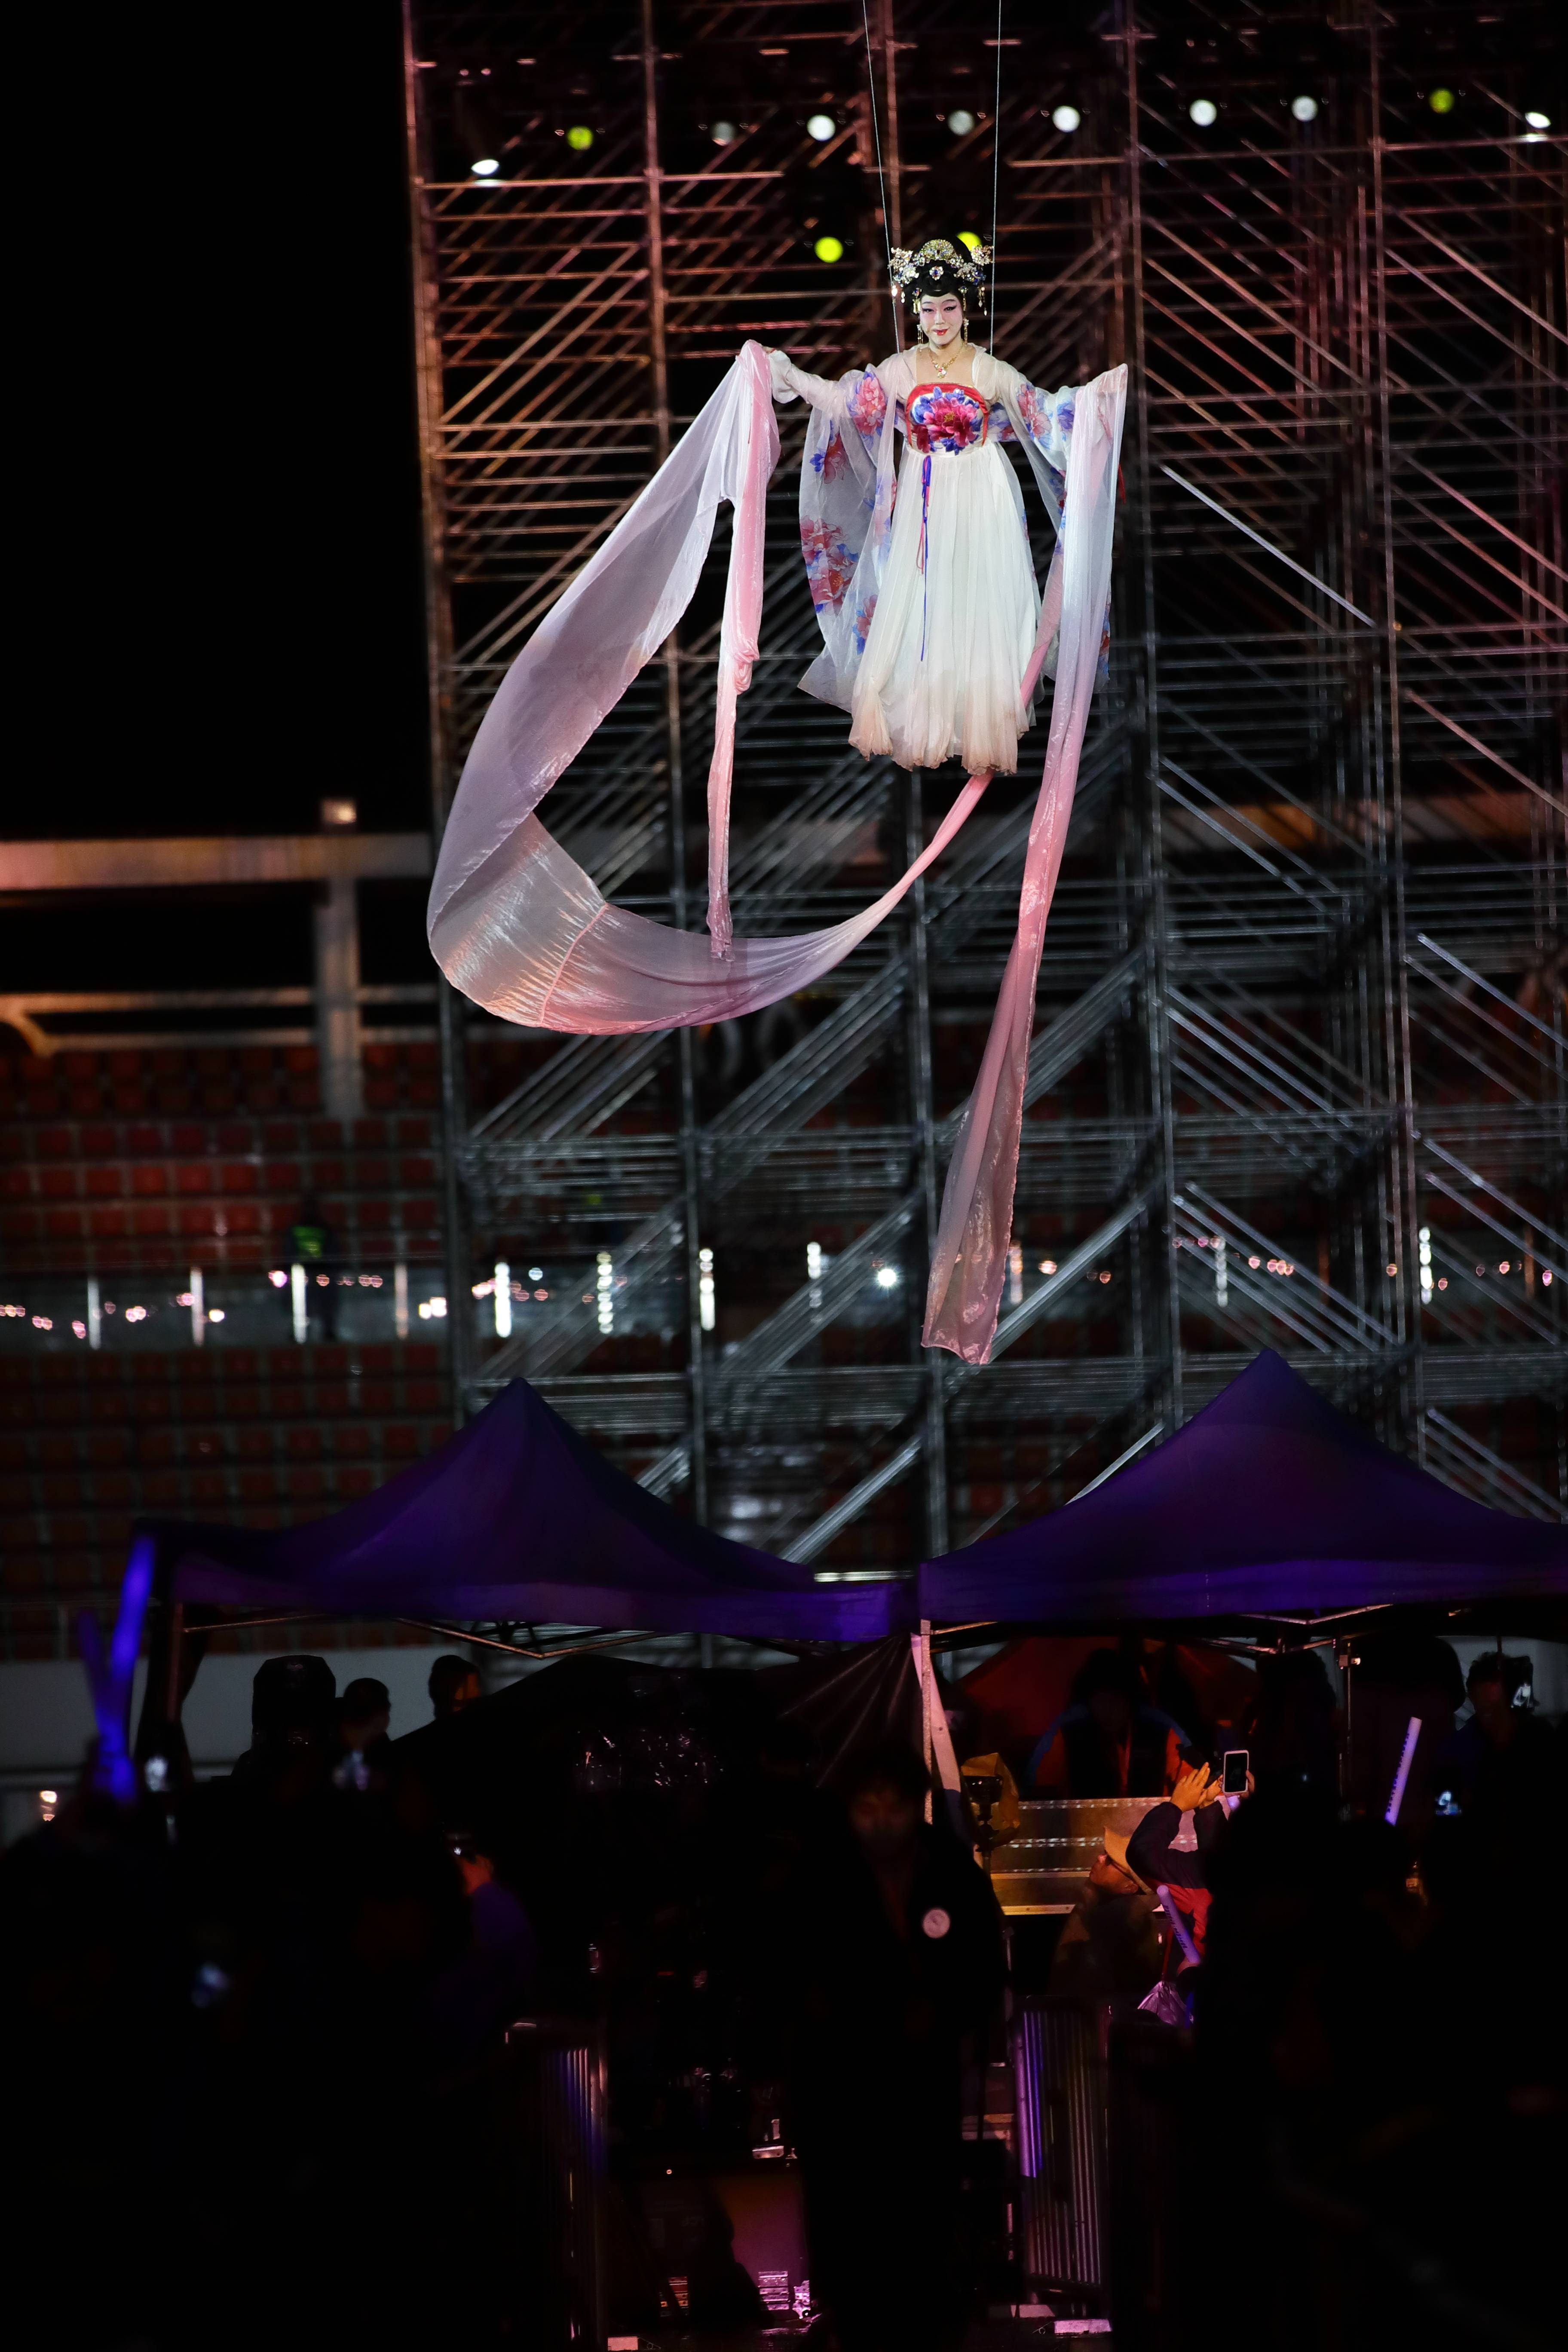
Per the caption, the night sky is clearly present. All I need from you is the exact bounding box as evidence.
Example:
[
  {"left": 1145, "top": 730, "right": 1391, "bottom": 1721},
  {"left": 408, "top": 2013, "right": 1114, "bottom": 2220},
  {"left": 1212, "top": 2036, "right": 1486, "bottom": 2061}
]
[
  {"left": 11, "top": 4, "right": 429, "bottom": 992},
  {"left": 45, "top": 2, "right": 428, "bottom": 848}
]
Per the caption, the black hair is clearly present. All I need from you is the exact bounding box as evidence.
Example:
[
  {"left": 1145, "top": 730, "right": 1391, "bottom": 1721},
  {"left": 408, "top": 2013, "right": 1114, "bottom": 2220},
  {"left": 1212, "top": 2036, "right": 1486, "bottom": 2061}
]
[
  {"left": 905, "top": 233, "right": 987, "bottom": 316},
  {"left": 429, "top": 1653, "right": 477, "bottom": 1706},
  {"left": 340, "top": 1676, "right": 390, "bottom": 1724},
  {"left": 251, "top": 1653, "right": 336, "bottom": 1735},
  {"left": 840, "top": 1739, "right": 930, "bottom": 1806},
  {"left": 1466, "top": 1649, "right": 1529, "bottom": 1699},
  {"left": 1072, "top": 1648, "right": 1142, "bottom": 1706},
  {"left": 1253, "top": 1648, "right": 1336, "bottom": 1716}
]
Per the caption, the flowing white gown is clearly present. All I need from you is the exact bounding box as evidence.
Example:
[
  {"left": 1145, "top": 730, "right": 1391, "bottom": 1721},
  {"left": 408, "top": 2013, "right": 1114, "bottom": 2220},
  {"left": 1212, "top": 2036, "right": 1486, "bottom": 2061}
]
[
  {"left": 425, "top": 340, "right": 1128, "bottom": 1362},
  {"left": 770, "top": 346, "right": 1080, "bottom": 775}
]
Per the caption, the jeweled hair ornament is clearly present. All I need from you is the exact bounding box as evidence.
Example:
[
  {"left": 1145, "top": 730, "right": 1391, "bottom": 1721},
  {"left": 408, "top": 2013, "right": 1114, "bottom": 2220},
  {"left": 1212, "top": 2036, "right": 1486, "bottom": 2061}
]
[{"left": 888, "top": 236, "right": 992, "bottom": 312}]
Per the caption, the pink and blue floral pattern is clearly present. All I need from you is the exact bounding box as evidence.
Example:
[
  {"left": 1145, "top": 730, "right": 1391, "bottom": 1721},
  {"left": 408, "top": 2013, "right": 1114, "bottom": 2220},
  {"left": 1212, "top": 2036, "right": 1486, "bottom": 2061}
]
[
  {"left": 847, "top": 370, "right": 889, "bottom": 437},
  {"left": 852, "top": 591, "right": 878, "bottom": 654},
  {"left": 906, "top": 381, "right": 988, "bottom": 455},
  {"left": 1016, "top": 381, "right": 1072, "bottom": 471},
  {"left": 800, "top": 516, "right": 858, "bottom": 613}
]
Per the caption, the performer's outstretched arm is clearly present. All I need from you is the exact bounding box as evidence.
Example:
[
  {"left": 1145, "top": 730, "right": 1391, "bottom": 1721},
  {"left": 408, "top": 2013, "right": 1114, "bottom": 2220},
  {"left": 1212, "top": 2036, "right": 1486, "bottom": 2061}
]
[{"left": 768, "top": 350, "right": 890, "bottom": 440}]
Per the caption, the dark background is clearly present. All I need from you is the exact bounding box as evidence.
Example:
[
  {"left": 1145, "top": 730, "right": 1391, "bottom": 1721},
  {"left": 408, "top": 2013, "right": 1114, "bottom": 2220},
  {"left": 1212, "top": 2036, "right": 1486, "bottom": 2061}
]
[
  {"left": 12, "top": 3, "right": 429, "bottom": 994},
  {"left": 32, "top": 0, "right": 428, "bottom": 847}
]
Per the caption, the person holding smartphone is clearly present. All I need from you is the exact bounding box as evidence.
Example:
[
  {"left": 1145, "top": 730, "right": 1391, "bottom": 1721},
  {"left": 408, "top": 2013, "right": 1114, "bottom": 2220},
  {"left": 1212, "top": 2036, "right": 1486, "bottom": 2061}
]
[{"left": 1127, "top": 1753, "right": 1251, "bottom": 1988}]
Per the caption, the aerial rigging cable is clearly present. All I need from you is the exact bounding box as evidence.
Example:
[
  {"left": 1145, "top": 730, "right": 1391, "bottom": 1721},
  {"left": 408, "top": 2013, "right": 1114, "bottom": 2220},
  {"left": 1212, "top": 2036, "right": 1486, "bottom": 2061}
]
[
  {"left": 989, "top": 0, "right": 1003, "bottom": 346},
  {"left": 860, "top": 0, "right": 901, "bottom": 347}
]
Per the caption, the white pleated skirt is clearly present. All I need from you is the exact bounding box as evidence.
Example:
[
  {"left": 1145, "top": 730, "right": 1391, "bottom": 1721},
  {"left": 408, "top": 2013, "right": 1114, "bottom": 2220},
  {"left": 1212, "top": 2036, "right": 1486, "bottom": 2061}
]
[{"left": 848, "top": 436, "right": 1041, "bottom": 776}]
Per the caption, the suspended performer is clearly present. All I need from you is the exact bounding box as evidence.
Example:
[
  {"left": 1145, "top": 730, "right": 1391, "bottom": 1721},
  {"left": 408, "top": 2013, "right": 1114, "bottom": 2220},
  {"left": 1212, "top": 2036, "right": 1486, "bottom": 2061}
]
[{"left": 768, "top": 235, "right": 1098, "bottom": 781}]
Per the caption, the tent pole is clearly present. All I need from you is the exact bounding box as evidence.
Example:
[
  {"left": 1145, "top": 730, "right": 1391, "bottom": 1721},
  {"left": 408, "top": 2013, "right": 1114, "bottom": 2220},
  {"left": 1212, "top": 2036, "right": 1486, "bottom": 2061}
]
[
  {"left": 132, "top": 1537, "right": 173, "bottom": 1765},
  {"left": 917, "top": 1621, "right": 934, "bottom": 1821},
  {"left": 163, "top": 1603, "right": 185, "bottom": 1722}
]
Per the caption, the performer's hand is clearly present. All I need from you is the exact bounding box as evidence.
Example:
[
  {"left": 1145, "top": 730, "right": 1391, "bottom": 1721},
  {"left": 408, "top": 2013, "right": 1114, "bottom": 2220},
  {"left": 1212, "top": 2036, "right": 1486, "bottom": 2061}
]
[{"left": 767, "top": 347, "right": 799, "bottom": 403}]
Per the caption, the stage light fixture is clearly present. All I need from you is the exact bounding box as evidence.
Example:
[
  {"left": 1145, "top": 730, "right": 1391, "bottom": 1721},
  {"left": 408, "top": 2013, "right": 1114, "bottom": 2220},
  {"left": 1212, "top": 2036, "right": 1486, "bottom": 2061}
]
[
  {"left": 806, "top": 113, "right": 835, "bottom": 141},
  {"left": 566, "top": 124, "right": 594, "bottom": 152},
  {"left": 814, "top": 233, "right": 845, "bottom": 263},
  {"left": 958, "top": 230, "right": 983, "bottom": 253},
  {"left": 1189, "top": 98, "right": 1218, "bottom": 127},
  {"left": 456, "top": 87, "right": 504, "bottom": 179},
  {"left": 710, "top": 119, "right": 738, "bottom": 145},
  {"left": 1291, "top": 95, "right": 1319, "bottom": 123},
  {"left": 1051, "top": 104, "right": 1081, "bottom": 133},
  {"left": 948, "top": 108, "right": 977, "bottom": 135},
  {"left": 1427, "top": 89, "right": 1455, "bottom": 116},
  {"left": 1525, "top": 111, "right": 1551, "bottom": 130}
]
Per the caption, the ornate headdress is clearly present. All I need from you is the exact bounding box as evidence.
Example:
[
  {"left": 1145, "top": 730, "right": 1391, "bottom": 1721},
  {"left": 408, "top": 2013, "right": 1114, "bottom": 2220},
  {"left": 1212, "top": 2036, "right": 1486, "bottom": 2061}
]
[{"left": 888, "top": 235, "right": 992, "bottom": 315}]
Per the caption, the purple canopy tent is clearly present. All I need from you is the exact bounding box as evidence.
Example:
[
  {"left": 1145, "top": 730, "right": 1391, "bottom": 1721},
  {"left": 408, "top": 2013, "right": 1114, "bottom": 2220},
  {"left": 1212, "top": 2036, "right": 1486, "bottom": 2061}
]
[
  {"left": 918, "top": 1351, "right": 1568, "bottom": 1626},
  {"left": 134, "top": 1378, "right": 910, "bottom": 1645}
]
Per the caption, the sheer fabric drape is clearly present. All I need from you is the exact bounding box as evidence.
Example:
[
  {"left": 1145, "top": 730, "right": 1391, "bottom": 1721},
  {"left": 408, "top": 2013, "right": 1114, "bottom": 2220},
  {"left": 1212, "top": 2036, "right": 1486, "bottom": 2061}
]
[{"left": 427, "top": 341, "right": 1126, "bottom": 1363}]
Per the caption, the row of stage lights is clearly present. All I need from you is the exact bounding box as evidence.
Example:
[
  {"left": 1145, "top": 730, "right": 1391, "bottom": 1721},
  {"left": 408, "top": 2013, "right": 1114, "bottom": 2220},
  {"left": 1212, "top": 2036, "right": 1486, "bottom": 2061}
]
[
  {"left": 462, "top": 91, "right": 1553, "bottom": 184},
  {"left": 1179, "top": 92, "right": 1552, "bottom": 132}
]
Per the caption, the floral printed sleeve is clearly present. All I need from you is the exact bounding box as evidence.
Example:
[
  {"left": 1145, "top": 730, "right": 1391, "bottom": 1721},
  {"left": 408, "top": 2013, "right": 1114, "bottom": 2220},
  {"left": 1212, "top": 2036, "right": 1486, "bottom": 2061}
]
[
  {"left": 845, "top": 370, "right": 888, "bottom": 436},
  {"left": 770, "top": 354, "right": 887, "bottom": 435},
  {"left": 770, "top": 358, "right": 890, "bottom": 578},
  {"left": 778, "top": 353, "right": 902, "bottom": 710},
  {"left": 983, "top": 359, "right": 1109, "bottom": 683},
  {"left": 1014, "top": 379, "right": 1073, "bottom": 473}
]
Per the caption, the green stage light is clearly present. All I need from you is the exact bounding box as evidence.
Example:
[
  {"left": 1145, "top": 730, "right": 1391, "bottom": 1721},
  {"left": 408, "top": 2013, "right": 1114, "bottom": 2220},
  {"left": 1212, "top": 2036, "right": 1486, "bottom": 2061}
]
[
  {"left": 566, "top": 124, "right": 594, "bottom": 151},
  {"left": 1428, "top": 89, "right": 1455, "bottom": 116},
  {"left": 814, "top": 234, "right": 845, "bottom": 264}
]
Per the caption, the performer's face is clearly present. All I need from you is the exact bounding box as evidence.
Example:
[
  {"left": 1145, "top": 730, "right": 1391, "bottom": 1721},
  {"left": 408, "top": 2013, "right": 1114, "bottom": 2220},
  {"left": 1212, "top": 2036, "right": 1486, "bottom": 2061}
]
[{"left": 918, "top": 294, "right": 965, "bottom": 347}]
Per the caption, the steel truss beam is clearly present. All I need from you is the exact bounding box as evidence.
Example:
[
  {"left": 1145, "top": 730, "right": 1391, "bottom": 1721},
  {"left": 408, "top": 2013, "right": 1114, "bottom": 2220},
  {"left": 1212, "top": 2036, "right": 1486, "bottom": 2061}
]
[{"left": 407, "top": 0, "right": 1566, "bottom": 1570}]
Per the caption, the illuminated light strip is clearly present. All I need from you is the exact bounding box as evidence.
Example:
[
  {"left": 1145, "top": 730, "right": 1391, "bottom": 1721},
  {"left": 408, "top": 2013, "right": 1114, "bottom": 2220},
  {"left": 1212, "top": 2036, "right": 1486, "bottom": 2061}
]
[
  {"left": 1155, "top": 1886, "right": 1201, "bottom": 1968},
  {"left": 1385, "top": 1715, "right": 1422, "bottom": 1827}
]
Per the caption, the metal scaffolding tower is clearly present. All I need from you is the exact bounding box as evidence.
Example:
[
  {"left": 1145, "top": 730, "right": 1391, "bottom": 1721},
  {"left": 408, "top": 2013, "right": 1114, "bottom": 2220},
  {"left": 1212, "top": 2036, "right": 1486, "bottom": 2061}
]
[{"left": 404, "top": 0, "right": 1565, "bottom": 1570}]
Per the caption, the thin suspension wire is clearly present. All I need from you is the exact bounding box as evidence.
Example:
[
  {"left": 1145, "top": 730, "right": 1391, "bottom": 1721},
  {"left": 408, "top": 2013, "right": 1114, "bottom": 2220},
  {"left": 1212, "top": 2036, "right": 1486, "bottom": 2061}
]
[
  {"left": 861, "top": 0, "right": 902, "bottom": 349},
  {"left": 989, "top": 0, "right": 1002, "bottom": 349}
]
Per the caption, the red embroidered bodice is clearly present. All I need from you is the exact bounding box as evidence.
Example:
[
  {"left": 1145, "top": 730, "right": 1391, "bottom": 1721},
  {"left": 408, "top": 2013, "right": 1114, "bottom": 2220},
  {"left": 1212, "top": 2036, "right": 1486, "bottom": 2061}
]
[{"left": 905, "top": 380, "right": 988, "bottom": 455}]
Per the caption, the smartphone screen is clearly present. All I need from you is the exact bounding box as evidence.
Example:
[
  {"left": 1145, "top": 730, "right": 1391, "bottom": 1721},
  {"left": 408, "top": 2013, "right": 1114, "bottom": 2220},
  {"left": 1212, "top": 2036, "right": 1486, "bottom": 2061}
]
[{"left": 1222, "top": 1748, "right": 1250, "bottom": 1795}]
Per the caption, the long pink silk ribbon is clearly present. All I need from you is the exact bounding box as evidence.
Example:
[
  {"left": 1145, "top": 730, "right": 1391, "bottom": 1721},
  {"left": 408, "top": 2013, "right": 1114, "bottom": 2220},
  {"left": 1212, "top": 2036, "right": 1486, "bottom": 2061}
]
[{"left": 428, "top": 341, "right": 1127, "bottom": 1363}]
